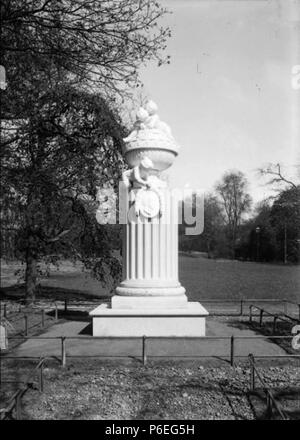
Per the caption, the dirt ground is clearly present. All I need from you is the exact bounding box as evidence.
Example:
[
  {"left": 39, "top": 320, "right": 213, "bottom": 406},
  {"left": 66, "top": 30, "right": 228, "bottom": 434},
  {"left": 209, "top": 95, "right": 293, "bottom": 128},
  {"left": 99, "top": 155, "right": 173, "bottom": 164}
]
[
  {"left": 1, "top": 359, "right": 299, "bottom": 420},
  {"left": 1, "top": 311, "right": 298, "bottom": 420}
]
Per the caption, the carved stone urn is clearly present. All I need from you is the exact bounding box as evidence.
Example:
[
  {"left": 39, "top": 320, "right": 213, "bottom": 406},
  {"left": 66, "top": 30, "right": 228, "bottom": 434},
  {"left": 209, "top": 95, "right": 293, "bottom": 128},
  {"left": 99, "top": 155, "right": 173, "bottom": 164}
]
[{"left": 123, "top": 128, "right": 180, "bottom": 172}]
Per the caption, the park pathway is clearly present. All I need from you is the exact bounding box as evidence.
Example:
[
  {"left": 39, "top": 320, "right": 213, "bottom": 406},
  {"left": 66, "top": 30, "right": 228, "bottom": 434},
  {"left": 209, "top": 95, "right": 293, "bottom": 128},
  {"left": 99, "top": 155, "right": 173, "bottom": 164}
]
[{"left": 11, "top": 316, "right": 288, "bottom": 361}]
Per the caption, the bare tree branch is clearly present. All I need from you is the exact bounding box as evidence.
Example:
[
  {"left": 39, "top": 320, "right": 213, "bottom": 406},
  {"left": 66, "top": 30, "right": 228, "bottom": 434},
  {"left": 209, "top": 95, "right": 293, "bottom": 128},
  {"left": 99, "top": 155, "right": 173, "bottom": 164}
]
[{"left": 258, "top": 163, "right": 298, "bottom": 189}]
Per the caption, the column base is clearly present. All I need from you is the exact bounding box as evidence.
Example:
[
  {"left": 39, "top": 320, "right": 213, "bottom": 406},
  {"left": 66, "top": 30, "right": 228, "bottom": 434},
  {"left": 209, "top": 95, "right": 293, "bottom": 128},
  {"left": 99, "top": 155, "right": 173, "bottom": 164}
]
[
  {"left": 116, "top": 284, "right": 186, "bottom": 297},
  {"left": 89, "top": 302, "right": 209, "bottom": 337},
  {"left": 111, "top": 294, "right": 188, "bottom": 309}
]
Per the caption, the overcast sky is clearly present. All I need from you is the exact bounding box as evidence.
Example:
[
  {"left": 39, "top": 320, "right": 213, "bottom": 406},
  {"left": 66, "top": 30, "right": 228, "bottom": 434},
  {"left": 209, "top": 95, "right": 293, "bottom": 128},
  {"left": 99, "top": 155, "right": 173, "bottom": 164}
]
[{"left": 139, "top": 0, "right": 300, "bottom": 206}]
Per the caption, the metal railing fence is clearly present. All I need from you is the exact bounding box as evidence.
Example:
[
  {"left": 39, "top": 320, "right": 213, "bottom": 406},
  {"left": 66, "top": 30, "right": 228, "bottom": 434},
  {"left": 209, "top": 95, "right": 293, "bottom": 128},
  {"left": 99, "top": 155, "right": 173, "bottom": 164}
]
[
  {"left": 248, "top": 354, "right": 289, "bottom": 420},
  {"left": 0, "top": 356, "right": 47, "bottom": 420},
  {"left": 2, "top": 334, "right": 299, "bottom": 367}
]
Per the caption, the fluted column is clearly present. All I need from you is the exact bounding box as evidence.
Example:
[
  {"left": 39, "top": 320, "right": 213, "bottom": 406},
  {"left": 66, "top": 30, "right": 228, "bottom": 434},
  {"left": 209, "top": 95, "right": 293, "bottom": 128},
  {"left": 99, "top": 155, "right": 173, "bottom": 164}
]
[{"left": 115, "top": 188, "right": 186, "bottom": 299}]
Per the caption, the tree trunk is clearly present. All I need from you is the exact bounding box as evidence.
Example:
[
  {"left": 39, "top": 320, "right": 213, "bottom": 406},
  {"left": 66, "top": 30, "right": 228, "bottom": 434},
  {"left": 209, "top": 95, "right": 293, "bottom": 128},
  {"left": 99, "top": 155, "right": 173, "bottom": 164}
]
[
  {"left": 231, "top": 226, "right": 236, "bottom": 259},
  {"left": 206, "top": 240, "right": 211, "bottom": 258},
  {"left": 25, "top": 250, "right": 37, "bottom": 303}
]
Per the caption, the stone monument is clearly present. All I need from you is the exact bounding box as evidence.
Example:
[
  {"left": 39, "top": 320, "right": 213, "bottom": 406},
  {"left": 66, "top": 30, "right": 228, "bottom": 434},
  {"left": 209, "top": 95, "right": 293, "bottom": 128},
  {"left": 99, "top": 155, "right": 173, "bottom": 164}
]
[{"left": 90, "top": 101, "right": 208, "bottom": 336}]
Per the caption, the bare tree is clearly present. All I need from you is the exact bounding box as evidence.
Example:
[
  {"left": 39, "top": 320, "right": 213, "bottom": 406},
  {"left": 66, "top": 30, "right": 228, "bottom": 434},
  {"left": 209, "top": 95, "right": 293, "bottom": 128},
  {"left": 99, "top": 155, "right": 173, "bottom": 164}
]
[
  {"left": 215, "top": 171, "right": 252, "bottom": 258},
  {"left": 258, "top": 163, "right": 298, "bottom": 190}
]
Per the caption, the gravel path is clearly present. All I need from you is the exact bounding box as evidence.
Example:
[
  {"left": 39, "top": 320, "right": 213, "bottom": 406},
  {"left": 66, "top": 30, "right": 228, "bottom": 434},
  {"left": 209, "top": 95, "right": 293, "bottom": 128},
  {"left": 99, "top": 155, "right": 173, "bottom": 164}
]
[
  {"left": 17, "top": 362, "right": 299, "bottom": 420},
  {"left": 22, "top": 364, "right": 254, "bottom": 420}
]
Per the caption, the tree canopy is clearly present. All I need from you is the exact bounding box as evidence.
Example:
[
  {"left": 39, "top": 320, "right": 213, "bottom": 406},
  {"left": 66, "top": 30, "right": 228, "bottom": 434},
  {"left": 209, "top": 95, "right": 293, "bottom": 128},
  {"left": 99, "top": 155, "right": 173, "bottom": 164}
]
[
  {"left": 0, "top": 1, "right": 171, "bottom": 300},
  {"left": 1, "top": 0, "right": 171, "bottom": 96}
]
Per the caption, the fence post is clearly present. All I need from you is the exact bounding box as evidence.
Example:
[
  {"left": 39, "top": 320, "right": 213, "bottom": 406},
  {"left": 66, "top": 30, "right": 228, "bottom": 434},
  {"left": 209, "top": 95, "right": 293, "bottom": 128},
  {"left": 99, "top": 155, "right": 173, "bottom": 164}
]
[
  {"left": 240, "top": 300, "right": 244, "bottom": 317},
  {"left": 142, "top": 336, "right": 147, "bottom": 366},
  {"left": 41, "top": 309, "right": 45, "bottom": 328},
  {"left": 24, "top": 315, "right": 28, "bottom": 336},
  {"left": 39, "top": 363, "right": 44, "bottom": 393},
  {"left": 230, "top": 335, "right": 235, "bottom": 366},
  {"left": 259, "top": 309, "right": 264, "bottom": 327},
  {"left": 15, "top": 392, "right": 22, "bottom": 420},
  {"left": 283, "top": 301, "right": 288, "bottom": 316},
  {"left": 272, "top": 316, "right": 278, "bottom": 334},
  {"left": 55, "top": 302, "right": 58, "bottom": 321},
  {"left": 249, "top": 354, "right": 255, "bottom": 391},
  {"left": 249, "top": 305, "right": 253, "bottom": 324},
  {"left": 61, "top": 337, "right": 66, "bottom": 367},
  {"left": 64, "top": 299, "right": 68, "bottom": 313},
  {"left": 3, "top": 303, "right": 7, "bottom": 319},
  {"left": 266, "top": 392, "right": 272, "bottom": 419}
]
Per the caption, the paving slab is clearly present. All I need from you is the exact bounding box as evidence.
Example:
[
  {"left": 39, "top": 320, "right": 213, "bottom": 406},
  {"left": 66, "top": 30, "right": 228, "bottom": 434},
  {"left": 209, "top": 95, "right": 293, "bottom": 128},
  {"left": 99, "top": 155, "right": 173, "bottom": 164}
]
[{"left": 10, "top": 316, "right": 288, "bottom": 361}]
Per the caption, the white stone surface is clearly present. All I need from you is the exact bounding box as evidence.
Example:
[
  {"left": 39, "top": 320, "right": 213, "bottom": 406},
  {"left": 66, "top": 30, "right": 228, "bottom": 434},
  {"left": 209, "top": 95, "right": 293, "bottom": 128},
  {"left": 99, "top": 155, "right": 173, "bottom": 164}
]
[
  {"left": 119, "top": 190, "right": 181, "bottom": 294},
  {"left": 92, "top": 100, "right": 209, "bottom": 337},
  {"left": 123, "top": 100, "right": 179, "bottom": 171},
  {"left": 90, "top": 302, "right": 208, "bottom": 337},
  {"left": 111, "top": 294, "right": 188, "bottom": 309}
]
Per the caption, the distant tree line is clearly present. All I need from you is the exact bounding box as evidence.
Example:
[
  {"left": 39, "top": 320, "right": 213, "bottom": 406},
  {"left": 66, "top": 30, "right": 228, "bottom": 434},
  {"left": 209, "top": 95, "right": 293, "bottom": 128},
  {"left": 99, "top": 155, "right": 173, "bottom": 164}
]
[{"left": 179, "top": 169, "right": 300, "bottom": 264}]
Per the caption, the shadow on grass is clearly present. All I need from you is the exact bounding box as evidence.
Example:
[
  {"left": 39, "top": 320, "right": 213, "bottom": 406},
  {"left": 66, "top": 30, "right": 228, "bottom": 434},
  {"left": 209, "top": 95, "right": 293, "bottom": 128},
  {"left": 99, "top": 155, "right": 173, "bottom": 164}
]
[
  {"left": 0, "top": 284, "right": 110, "bottom": 302},
  {"left": 79, "top": 323, "right": 92, "bottom": 335},
  {"left": 227, "top": 318, "right": 297, "bottom": 355},
  {"left": 47, "top": 309, "right": 91, "bottom": 322}
]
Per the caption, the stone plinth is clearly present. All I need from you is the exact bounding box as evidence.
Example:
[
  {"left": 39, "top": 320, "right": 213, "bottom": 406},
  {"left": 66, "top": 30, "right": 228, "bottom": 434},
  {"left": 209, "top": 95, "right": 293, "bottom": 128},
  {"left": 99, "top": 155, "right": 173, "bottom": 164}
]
[
  {"left": 90, "top": 190, "right": 208, "bottom": 336},
  {"left": 90, "top": 303, "right": 208, "bottom": 337}
]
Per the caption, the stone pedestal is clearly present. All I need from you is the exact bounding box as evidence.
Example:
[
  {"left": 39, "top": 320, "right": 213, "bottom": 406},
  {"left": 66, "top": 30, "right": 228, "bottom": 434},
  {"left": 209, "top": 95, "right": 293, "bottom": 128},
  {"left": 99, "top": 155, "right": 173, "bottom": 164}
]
[
  {"left": 90, "top": 101, "right": 208, "bottom": 336},
  {"left": 90, "top": 303, "right": 208, "bottom": 337},
  {"left": 90, "top": 190, "right": 208, "bottom": 336}
]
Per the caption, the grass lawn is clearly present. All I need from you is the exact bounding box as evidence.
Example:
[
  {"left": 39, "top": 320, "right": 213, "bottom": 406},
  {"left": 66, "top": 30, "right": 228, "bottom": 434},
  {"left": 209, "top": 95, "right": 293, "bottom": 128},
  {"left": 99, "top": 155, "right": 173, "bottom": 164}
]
[
  {"left": 179, "top": 255, "right": 300, "bottom": 303},
  {"left": 1, "top": 256, "right": 299, "bottom": 303}
]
